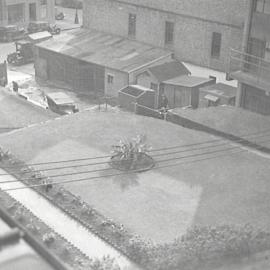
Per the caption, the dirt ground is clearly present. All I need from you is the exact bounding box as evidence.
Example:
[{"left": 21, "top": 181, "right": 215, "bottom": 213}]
[{"left": 1, "top": 110, "right": 270, "bottom": 244}]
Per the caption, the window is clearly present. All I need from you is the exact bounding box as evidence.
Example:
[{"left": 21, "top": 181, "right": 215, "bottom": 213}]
[
  {"left": 8, "top": 4, "right": 25, "bottom": 24},
  {"left": 211, "top": 32, "right": 222, "bottom": 58},
  {"left": 107, "top": 74, "right": 114, "bottom": 84},
  {"left": 128, "top": 13, "right": 136, "bottom": 37},
  {"left": 254, "top": 0, "right": 270, "bottom": 14},
  {"left": 150, "top": 83, "right": 158, "bottom": 91},
  {"left": 165, "top": 21, "right": 174, "bottom": 44}
]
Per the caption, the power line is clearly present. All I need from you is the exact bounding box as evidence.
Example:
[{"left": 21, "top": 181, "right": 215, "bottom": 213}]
[
  {"left": 2, "top": 134, "right": 270, "bottom": 186},
  {"left": 0, "top": 139, "right": 240, "bottom": 177},
  {"left": 1, "top": 133, "right": 270, "bottom": 185},
  {"left": 1, "top": 127, "right": 270, "bottom": 170},
  {"left": 0, "top": 148, "right": 243, "bottom": 192}
]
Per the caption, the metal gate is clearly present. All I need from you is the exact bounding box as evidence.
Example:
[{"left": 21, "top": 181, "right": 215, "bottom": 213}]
[{"left": 243, "top": 84, "right": 270, "bottom": 115}]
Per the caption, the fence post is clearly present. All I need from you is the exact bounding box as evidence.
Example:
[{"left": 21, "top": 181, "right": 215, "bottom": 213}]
[
  {"left": 134, "top": 102, "right": 138, "bottom": 114},
  {"left": 164, "top": 112, "right": 168, "bottom": 121},
  {"left": 4, "top": 61, "right": 8, "bottom": 86}
]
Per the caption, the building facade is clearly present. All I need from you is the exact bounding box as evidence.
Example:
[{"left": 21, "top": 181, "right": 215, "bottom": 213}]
[
  {"left": 0, "top": 0, "right": 55, "bottom": 27},
  {"left": 229, "top": 0, "right": 270, "bottom": 115},
  {"left": 83, "top": 0, "right": 249, "bottom": 71}
]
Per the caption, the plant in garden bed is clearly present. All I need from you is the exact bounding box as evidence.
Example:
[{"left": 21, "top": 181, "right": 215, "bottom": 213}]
[
  {"left": 89, "top": 256, "right": 121, "bottom": 270},
  {"left": 141, "top": 225, "right": 270, "bottom": 270},
  {"left": 43, "top": 232, "right": 56, "bottom": 246},
  {"left": 111, "top": 134, "right": 154, "bottom": 171}
]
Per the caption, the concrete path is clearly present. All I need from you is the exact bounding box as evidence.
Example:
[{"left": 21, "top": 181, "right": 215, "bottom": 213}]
[{"left": 0, "top": 169, "right": 140, "bottom": 270}]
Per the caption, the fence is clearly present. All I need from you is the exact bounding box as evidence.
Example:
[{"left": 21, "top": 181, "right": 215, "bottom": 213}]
[
  {"left": 98, "top": 95, "right": 117, "bottom": 111},
  {"left": 228, "top": 48, "right": 270, "bottom": 85}
]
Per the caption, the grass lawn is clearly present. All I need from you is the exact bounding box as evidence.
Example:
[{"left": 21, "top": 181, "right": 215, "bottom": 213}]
[
  {"left": 1, "top": 110, "right": 270, "bottom": 244},
  {"left": 171, "top": 106, "right": 270, "bottom": 148},
  {"left": 0, "top": 90, "right": 57, "bottom": 129}
]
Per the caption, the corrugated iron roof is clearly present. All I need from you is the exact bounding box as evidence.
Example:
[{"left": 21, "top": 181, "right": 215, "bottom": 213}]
[
  {"left": 148, "top": 60, "right": 190, "bottom": 82},
  {"left": 36, "top": 29, "right": 172, "bottom": 73},
  {"left": 200, "top": 83, "right": 237, "bottom": 98},
  {"left": 46, "top": 92, "right": 75, "bottom": 105},
  {"left": 164, "top": 75, "right": 214, "bottom": 87},
  {"left": 28, "top": 31, "right": 52, "bottom": 41}
]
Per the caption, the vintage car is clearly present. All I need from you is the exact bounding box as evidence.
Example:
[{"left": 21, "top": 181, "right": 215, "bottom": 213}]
[
  {"left": 46, "top": 92, "right": 79, "bottom": 115},
  {"left": 55, "top": 11, "right": 65, "bottom": 20},
  {"left": 0, "top": 25, "right": 26, "bottom": 42},
  {"left": 27, "top": 21, "right": 61, "bottom": 35}
]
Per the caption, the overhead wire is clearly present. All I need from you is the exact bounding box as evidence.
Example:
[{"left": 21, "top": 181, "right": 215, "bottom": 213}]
[
  {"left": 0, "top": 147, "right": 244, "bottom": 192},
  {"left": 0, "top": 127, "right": 270, "bottom": 170},
  {"left": 1, "top": 134, "right": 270, "bottom": 188}
]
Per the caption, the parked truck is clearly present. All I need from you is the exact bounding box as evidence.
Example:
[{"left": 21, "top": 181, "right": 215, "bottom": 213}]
[{"left": 7, "top": 31, "right": 52, "bottom": 66}]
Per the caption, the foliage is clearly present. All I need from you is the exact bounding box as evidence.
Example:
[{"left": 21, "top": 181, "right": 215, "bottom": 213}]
[
  {"left": 136, "top": 225, "right": 270, "bottom": 270},
  {"left": 89, "top": 256, "right": 120, "bottom": 270},
  {"left": 111, "top": 134, "right": 151, "bottom": 170},
  {"left": 42, "top": 232, "right": 56, "bottom": 245}
]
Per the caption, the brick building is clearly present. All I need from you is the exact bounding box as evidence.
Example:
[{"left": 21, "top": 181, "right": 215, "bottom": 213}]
[
  {"left": 229, "top": 0, "right": 270, "bottom": 115},
  {"left": 83, "top": 0, "right": 249, "bottom": 71},
  {"left": 0, "top": 0, "right": 55, "bottom": 27}
]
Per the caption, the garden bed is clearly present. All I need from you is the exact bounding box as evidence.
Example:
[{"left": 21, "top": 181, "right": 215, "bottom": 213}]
[
  {"left": 110, "top": 153, "right": 155, "bottom": 172},
  {"left": 0, "top": 189, "right": 120, "bottom": 270},
  {"left": 1, "top": 149, "right": 270, "bottom": 270}
]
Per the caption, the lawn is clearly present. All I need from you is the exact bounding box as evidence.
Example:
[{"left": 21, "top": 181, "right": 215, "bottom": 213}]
[
  {"left": 1, "top": 109, "right": 270, "bottom": 244},
  {"left": 0, "top": 89, "right": 57, "bottom": 129}
]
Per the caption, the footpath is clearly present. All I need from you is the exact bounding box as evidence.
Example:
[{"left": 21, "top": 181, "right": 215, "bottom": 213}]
[{"left": 0, "top": 169, "right": 139, "bottom": 270}]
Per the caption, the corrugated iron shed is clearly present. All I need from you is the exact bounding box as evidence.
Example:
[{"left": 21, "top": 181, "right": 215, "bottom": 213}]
[{"left": 36, "top": 29, "right": 172, "bottom": 73}]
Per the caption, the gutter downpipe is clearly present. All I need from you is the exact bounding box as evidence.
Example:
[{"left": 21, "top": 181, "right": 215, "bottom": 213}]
[{"left": 236, "top": 0, "right": 254, "bottom": 107}]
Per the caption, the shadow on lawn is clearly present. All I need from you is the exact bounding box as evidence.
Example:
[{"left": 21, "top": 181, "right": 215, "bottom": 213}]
[{"left": 112, "top": 173, "right": 139, "bottom": 191}]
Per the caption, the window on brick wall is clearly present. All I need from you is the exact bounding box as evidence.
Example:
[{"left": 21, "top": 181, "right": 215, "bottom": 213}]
[
  {"left": 254, "top": 0, "right": 270, "bottom": 14},
  {"left": 150, "top": 83, "right": 158, "bottom": 91},
  {"left": 128, "top": 13, "right": 136, "bottom": 38},
  {"left": 211, "top": 32, "right": 222, "bottom": 59},
  {"left": 8, "top": 3, "right": 25, "bottom": 24},
  {"left": 165, "top": 21, "right": 174, "bottom": 44},
  {"left": 107, "top": 74, "right": 114, "bottom": 84}
]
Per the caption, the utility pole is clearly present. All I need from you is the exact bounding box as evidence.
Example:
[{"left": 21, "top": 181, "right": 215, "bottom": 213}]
[{"left": 235, "top": 0, "right": 254, "bottom": 107}]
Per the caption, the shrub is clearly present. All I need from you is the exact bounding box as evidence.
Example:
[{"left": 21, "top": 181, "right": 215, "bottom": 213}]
[
  {"left": 142, "top": 225, "right": 270, "bottom": 270},
  {"left": 111, "top": 134, "right": 152, "bottom": 170},
  {"left": 43, "top": 232, "right": 56, "bottom": 245},
  {"left": 89, "top": 256, "right": 120, "bottom": 270}
]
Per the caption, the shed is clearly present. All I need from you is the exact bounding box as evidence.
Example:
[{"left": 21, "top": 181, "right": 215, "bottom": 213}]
[
  {"left": 135, "top": 60, "right": 190, "bottom": 90},
  {"left": 162, "top": 75, "right": 215, "bottom": 109},
  {"left": 34, "top": 28, "right": 172, "bottom": 96},
  {"left": 199, "top": 83, "right": 237, "bottom": 107},
  {"left": 119, "top": 85, "right": 155, "bottom": 112},
  {"left": 135, "top": 60, "right": 190, "bottom": 108}
]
